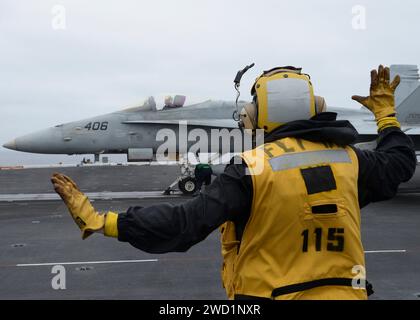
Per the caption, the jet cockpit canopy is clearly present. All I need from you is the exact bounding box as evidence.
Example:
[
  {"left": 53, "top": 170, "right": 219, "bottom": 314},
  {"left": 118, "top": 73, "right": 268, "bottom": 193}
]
[
  {"left": 126, "top": 95, "right": 187, "bottom": 112},
  {"left": 162, "top": 95, "right": 186, "bottom": 110}
]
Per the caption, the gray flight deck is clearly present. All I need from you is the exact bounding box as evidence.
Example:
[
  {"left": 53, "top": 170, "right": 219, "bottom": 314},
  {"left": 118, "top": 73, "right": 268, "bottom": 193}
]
[{"left": 1, "top": 164, "right": 420, "bottom": 299}]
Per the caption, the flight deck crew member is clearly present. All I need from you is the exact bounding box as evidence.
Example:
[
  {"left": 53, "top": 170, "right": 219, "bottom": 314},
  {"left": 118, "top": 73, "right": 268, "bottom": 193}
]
[
  {"left": 194, "top": 162, "right": 213, "bottom": 195},
  {"left": 51, "top": 65, "right": 416, "bottom": 300}
]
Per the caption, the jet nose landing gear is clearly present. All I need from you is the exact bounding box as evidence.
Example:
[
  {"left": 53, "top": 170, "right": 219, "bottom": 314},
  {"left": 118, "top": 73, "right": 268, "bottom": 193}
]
[
  {"left": 178, "top": 177, "right": 197, "bottom": 195},
  {"left": 162, "top": 156, "right": 198, "bottom": 196}
]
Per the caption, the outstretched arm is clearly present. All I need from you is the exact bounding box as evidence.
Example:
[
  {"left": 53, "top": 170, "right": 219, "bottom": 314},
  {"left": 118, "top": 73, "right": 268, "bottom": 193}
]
[
  {"left": 353, "top": 128, "right": 416, "bottom": 208},
  {"left": 117, "top": 164, "right": 252, "bottom": 253},
  {"left": 351, "top": 65, "right": 417, "bottom": 208},
  {"left": 52, "top": 164, "right": 252, "bottom": 253}
]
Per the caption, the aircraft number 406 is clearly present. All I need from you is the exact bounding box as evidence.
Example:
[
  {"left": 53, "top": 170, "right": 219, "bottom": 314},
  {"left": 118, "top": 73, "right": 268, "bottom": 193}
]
[{"left": 84, "top": 122, "right": 108, "bottom": 131}]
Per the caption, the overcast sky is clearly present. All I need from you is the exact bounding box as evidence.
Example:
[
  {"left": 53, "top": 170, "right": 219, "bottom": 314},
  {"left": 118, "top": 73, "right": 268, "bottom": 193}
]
[{"left": 1, "top": 0, "right": 420, "bottom": 148}]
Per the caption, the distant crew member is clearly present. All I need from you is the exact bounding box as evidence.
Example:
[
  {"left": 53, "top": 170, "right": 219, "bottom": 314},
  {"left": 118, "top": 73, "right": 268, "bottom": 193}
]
[
  {"left": 193, "top": 162, "right": 213, "bottom": 196},
  {"left": 52, "top": 65, "right": 416, "bottom": 300}
]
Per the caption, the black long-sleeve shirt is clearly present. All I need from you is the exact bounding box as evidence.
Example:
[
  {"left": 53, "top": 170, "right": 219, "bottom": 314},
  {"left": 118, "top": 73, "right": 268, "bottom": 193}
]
[{"left": 117, "top": 114, "right": 417, "bottom": 253}]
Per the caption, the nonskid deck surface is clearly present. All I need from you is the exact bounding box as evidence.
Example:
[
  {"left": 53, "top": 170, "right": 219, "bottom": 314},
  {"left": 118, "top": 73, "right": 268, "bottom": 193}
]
[
  {"left": 0, "top": 165, "right": 181, "bottom": 195},
  {"left": 0, "top": 165, "right": 420, "bottom": 299}
]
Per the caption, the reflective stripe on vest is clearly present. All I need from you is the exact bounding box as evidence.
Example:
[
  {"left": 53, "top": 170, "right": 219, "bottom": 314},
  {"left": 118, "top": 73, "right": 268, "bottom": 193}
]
[{"left": 269, "top": 149, "right": 351, "bottom": 171}]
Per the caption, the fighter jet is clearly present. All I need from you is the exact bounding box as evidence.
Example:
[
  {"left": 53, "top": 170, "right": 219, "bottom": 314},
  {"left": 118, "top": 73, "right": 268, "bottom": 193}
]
[
  {"left": 3, "top": 95, "right": 243, "bottom": 160},
  {"left": 3, "top": 95, "right": 248, "bottom": 193},
  {"left": 3, "top": 65, "right": 420, "bottom": 194}
]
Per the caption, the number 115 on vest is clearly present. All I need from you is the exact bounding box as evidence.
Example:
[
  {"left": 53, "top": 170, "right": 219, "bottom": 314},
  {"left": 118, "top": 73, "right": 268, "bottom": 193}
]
[{"left": 301, "top": 228, "right": 344, "bottom": 252}]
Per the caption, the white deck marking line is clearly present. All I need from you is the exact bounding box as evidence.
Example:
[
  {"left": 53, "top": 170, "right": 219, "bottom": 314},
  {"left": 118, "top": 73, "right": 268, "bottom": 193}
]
[
  {"left": 16, "top": 250, "right": 407, "bottom": 267},
  {"left": 16, "top": 259, "right": 158, "bottom": 267},
  {"left": 365, "top": 250, "right": 406, "bottom": 254}
]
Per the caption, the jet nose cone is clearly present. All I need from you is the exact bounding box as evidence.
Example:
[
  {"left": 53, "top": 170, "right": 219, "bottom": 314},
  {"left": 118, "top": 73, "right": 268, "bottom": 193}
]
[{"left": 3, "top": 139, "right": 17, "bottom": 150}]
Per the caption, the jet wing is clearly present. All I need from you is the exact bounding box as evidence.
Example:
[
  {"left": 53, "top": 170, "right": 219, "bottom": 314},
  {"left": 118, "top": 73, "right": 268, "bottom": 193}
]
[{"left": 122, "top": 119, "right": 239, "bottom": 129}]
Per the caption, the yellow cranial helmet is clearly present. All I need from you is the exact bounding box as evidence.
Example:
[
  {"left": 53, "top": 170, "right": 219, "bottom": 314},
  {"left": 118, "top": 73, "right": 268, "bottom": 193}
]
[{"left": 240, "top": 66, "right": 325, "bottom": 133}]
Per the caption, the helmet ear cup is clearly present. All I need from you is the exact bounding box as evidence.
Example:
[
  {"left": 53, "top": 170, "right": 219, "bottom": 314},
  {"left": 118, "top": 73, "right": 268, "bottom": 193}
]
[
  {"left": 239, "top": 103, "right": 257, "bottom": 130},
  {"left": 314, "top": 96, "right": 327, "bottom": 114}
]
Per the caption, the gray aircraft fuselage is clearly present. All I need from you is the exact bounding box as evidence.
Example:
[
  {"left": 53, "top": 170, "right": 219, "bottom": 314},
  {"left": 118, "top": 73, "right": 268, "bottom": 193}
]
[{"left": 3, "top": 100, "right": 249, "bottom": 158}]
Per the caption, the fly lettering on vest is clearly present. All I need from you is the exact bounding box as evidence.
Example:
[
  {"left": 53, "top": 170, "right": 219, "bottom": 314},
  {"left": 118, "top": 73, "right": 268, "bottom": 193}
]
[
  {"left": 322, "top": 141, "right": 336, "bottom": 149},
  {"left": 295, "top": 138, "right": 306, "bottom": 150},
  {"left": 263, "top": 145, "right": 275, "bottom": 158},
  {"left": 262, "top": 139, "right": 306, "bottom": 159},
  {"left": 272, "top": 140, "right": 295, "bottom": 153}
]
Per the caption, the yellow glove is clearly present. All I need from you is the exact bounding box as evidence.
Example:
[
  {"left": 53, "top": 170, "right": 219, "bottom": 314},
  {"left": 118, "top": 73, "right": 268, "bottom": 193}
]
[
  {"left": 352, "top": 65, "right": 401, "bottom": 131},
  {"left": 51, "top": 173, "right": 118, "bottom": 239}
]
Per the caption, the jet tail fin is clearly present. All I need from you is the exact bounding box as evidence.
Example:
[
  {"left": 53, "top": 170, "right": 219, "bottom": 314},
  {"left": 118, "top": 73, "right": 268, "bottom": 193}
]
[{"left": 391, "top": 65, "right": 420, "bottom": 125}]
